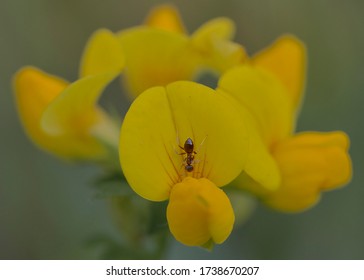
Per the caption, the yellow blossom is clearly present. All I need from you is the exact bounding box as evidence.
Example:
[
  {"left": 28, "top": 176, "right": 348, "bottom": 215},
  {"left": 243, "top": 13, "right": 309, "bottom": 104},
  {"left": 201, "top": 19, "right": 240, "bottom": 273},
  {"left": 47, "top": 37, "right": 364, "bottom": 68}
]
[
  {"left": 13, "top": 29, "right": 124, "bottom": 161},
  {"left": 217, "top": 35, "right": 352, "bottom": 212},
  {"left": 267, "top": 131, "right": 352, "bottom": 211},
  {"left": 119, "top": 81, "right": 263, "bottom": 246},
  {"left": 144, "top": 4, "right": 186, "bottom": 34},
  {"left": 117, "top": 4, "right": 246, "bottom": 98}
]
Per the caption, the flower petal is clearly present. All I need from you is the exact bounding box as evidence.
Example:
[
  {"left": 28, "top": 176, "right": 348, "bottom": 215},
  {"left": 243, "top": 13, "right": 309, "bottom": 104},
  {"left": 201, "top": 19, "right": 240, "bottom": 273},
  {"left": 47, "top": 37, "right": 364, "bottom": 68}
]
[
  {"left": 13, "top": 67, "right": 70, "bottom": 155},
  {"left": 215, "top": 88, "right": 281, "bottom": 191},
  {"left": 167, "top": 177, "right": 234, "bottom": 246},
  {"left": 119, "top": 86, "right": 177, "bottom": 201},
  {"left": 191, "top": 18, "right": 246, "bottom": 72},
  {"left": 252, "top": 35, "right": 306, "bottom": 112},
  {"left": 119, "top": 81, "right": 249, "bottom": 201},
  {"left": 41, "top": 71, "right": 120, "bottom": 159},
  {"left": 79, "top": 29, "right": 125, "bottom": 77},
  {"left": 237, "top": 133, "right": 281, "bottom": 192},
  {"left": 41, "top": 72, "right": 118, "bottom": 134},
  {"left": 218, "top": 64, "right": 294, "bottom": 146},
  {"left": 118, "top": 27, "right": 200, "bottom": 97},
  {"left": 144, "top": 4, "right": 186, "bottom": 34},
  {"left": 165, "top": 82, "right": 250, "bottom": 187},
  {"left": 265, "top": 131, "right": 352, "bottom": 212}
]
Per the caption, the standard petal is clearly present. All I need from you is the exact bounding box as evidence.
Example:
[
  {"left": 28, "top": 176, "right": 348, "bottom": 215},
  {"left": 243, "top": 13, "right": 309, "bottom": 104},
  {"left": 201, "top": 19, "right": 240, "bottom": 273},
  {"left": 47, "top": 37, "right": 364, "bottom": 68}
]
[
  {"left": 252, "top": 35, "right": 306, "bottom": 112},
  {"left": 164, "top": 82, "right": 249, "bottom": 187},
  {"left": 218, "top": 65, "right": 295, "bottom": 146},
  {"left": 144, "top": 4, "right": 186, "bottom": 34},
  {"left": 167, "top": 177, "right": 234, "bottom": 246},
  {"left": 119, "top": 86, "right": 178, "bottom": 201},
  {"left": 191, "top": 18, "right": 246, "bottom": 72},
  {"left": 118, "top": 27, "right": 200, "bottom": 97},
  {"left": 79, "top": 29, "right": 125, "bottom": 77},
  {"left": 265, "top": 131, "right": 352, "bottom": 212},
  {"left": 119, "top": 81, "right": 249, "bottom": 201}
]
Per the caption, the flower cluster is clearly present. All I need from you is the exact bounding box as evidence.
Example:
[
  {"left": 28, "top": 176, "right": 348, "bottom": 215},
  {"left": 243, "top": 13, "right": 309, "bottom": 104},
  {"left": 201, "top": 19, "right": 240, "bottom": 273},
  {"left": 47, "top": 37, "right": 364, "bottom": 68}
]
[{"left": 13, "top": 5, "right": 352, "bottom": 249}]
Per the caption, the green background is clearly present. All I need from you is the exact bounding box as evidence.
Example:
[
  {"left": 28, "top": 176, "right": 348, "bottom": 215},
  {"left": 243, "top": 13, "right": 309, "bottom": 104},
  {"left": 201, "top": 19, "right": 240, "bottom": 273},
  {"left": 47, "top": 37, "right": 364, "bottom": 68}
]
[{"left": 1, "top": 0, "right": 363, "bottom": 259}]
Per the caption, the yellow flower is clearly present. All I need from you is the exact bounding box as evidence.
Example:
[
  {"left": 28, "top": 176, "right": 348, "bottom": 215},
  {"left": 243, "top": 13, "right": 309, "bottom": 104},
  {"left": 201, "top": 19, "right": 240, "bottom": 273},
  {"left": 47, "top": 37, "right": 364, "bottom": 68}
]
[
  {"left": 217, "top": 35, "right": 352, "bottom": 212},
  {"left": 117, "top": 4, "right": 246, "bottom": 98},
  {"left": 13, "top": 29, "right": 124, "bottom": 161},
  {"left": 119, "top": 81, "right": 258, "bottom": 246}
]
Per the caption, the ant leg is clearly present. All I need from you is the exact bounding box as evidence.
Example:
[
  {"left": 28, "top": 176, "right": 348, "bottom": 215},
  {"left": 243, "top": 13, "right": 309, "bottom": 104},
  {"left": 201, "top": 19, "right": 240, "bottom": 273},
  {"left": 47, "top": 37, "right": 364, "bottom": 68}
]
[
  {"left": 174, "top": 147, "right": 186, "bottom": 156},
  {"left": 177, "top": 161, "right": 189, "bottom": 180},
  {"left": 195, "top": 135, "right": 208, "bottom": 154},
  {"left": 173, "top": 130, "right": 185, "bottom": 155},
  {"left": 176, "top": 130, "right": 182, "bottom": 147}
]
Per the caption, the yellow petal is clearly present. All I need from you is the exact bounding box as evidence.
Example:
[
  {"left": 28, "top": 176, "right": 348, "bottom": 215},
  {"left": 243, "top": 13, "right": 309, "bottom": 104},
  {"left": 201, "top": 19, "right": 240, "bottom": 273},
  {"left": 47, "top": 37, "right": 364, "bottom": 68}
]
[
  {"left": 13, "top": 67, "right": 70, "bottom": 155},
  {"left": 265, "top": 131, "right": 352, "bottom": 212},
  {"left": 79, "top": 29, "right": 125, "bottom": 77},
  {"left": 167, "top": 177, "right": 234, "bottom": 246},
  {"left": 144, "top": 4, "right": 186, "bottom": 34},
  {"left": 235, "top": 132, "right": 281, "bottom": 192},
  {"left": 41, "top": 71, "right": 120, "bottom": 159},
  {"left": 118, "top": 27, "right": 200, "bottom": 98},
  {"left": 216, "top": 88, "right": 281, "bottom": 191},
  {"left": 252, "top": 35, "right": 306, "bottom": 112},
  {"left": 218, "top": 65, "right": 295, "bottom": 146},
  {"left": 42, "top": 72, "right": 117, "bottom": 134},
  {"left": 119, "top": 81, "right": 249, "bottom": 201},
  {"left": 191, "top": 18, "right": 235, "bottom": 47},
  {"left": 191, "top": 18, "right": 246, "bottom": 72},
  {"left": 243, "top": 134, "right": 281, "bottom": 191}
]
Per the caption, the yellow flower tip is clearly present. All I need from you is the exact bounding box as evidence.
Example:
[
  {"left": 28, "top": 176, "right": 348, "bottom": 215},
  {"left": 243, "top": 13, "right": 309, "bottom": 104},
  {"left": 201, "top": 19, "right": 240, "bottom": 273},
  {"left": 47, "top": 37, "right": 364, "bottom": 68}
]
[
  {"left": 265, "top": 131, "right": 352, "bottom": 212},
  {"left": 191, "top": 17, "right": 247, "bottom": 72},
  {"left": 13, "top": 66, "right": 68, "bottom": 145},
  {"left": 251, "top": 34, "right": 306, "bottom": 111},
  {"left": 192, "top": 17, "right": 236, "bottom": 42},
  {"left": 80, "top": 29, "right": 125, "bottom": 78},
  {"left": 13, "top": 67, "right": 68, "bottom": 102},
  {"left": 144, "top": 4, "right": 186, "bottom": 34},
  {"left": 167, "top": 177, "right": 234, "bottom": 246}
]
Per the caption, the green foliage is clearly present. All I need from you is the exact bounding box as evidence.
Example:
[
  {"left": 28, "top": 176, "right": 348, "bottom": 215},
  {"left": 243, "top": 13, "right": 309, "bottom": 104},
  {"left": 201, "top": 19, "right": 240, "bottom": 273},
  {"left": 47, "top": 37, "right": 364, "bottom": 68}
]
[{"left": 90, "top": 171, "right": 170, "bottom": 259}]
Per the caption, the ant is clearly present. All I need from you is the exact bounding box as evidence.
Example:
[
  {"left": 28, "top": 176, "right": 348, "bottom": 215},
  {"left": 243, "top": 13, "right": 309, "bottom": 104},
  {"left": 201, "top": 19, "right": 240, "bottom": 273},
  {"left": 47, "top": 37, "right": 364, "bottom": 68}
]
[{"left": 178, "top": 138, "right": 197, "bottom": 172}]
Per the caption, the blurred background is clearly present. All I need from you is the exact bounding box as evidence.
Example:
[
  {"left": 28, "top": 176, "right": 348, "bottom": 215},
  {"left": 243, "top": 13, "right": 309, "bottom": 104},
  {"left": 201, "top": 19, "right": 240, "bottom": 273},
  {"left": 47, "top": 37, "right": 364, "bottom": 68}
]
[{"left": 1, "top": 0, "right": 363, "bottom": 259}]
